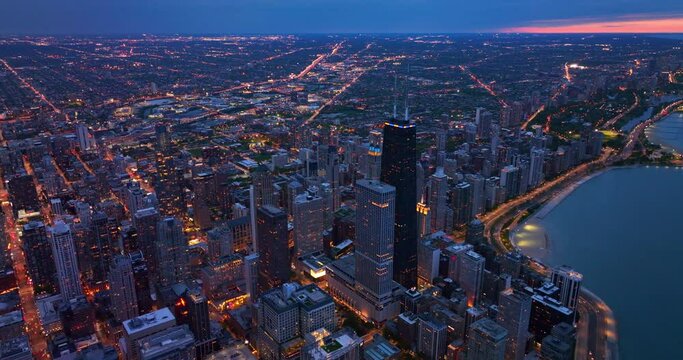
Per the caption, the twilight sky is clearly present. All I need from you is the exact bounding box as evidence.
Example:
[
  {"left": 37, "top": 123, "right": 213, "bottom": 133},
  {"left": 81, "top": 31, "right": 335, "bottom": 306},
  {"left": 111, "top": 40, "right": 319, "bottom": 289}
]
[{"left": 2, "top": 0, "right": 683, "bottom": 34}]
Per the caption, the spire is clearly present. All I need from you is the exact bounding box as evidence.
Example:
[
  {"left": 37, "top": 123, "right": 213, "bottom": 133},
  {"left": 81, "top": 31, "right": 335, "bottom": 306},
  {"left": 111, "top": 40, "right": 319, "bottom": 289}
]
[
  {"left": 403, "top": 64, "right": 410, "bottom": 122},
  {"left": 393, "top": 74, "right": 398, "bottom": 119}
]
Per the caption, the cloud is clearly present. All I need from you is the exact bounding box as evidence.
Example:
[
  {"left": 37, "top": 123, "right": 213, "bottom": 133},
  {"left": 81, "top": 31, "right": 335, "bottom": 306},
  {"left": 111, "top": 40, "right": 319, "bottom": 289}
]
[{"left": 502, "top": 13, "right": 683, "bottom": 33}]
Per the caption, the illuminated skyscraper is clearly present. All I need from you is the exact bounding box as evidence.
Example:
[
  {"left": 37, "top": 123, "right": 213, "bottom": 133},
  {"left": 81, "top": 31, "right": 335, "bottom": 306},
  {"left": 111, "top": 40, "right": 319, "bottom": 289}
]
[
  {"left": 156, "top": 217, "right": 188, "bottom": 287},
  {"left": 551, "top": 265, "right": 582, "bottom": 311},
  {"left": 256, "top": 205, "right": 289, "bottom": 292},
  {"left": 497, "top": 288, "right": 532, "bottom": 360},
  {"left": 133, "top": 207, "right": 160, "bottom": 280},
  {"left": 354, "top": 179, "right": 396, "bottom": 303},
  {"left": 22, "top": 221, "right": 57, "bottom": 295},
  {"left": 109, "top": 255, "right": 139, "bottom": 322},
  {"left": 380, "top": 118, "right": 417, "bottom": 289},
  {"left": 428, "top": 167, "right": 448, "bottom": 232},
  {"left": 292, "top": 193, "right": 324, "bottom": 256},
  {"left": 49, "top": 221, "right": 83, "bottom": 301},
  {"left": 155, "top": 152, "right": 185, "bottom": 217}
]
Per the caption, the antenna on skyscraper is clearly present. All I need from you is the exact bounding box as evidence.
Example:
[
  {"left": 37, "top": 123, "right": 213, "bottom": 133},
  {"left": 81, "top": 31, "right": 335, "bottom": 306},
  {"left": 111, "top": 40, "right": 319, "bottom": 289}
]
[
  {"left": 404, "top": 64, "right": 410, "bottom": 122},
  {"left": 393, "top": 74, "right": 398, "bottom": 119}
]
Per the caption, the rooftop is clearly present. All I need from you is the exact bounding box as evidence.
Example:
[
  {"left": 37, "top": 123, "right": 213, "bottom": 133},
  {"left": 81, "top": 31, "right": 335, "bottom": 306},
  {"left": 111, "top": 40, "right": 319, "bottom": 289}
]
[{"left": 123, "top": 307, "right": 175, "bottom": 335}]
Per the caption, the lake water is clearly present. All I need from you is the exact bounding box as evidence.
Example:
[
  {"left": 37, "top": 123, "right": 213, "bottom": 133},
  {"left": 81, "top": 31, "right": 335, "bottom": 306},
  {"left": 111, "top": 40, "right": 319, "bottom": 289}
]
[
  {"left": 512, "top": 167, "right": 683, "bottom": 359},
  {"left": 645, "top": 111, "right": 683, "bottom": 154}
]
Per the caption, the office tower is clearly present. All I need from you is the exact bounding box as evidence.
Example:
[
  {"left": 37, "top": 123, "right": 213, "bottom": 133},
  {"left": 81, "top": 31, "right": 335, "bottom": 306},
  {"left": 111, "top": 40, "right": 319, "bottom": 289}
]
[
  {"left": 417, "top": 314, "right": 448, "bottom": 360},
  {"left": 429, "top": 168, "right": 448, "bottom": 233},
  {"left": 130, "top": 251, "right": 153, "bottom": 315},
  {"left": 540, "top": 334, "right": 573, "bottom": 360},
  {"left": 49, "top": 221, "right": 83, "bottom": 301},
  {"left": 76, "top": 123, "right": 95, "bottom": 151},
  {"left": 354, "top": 179, "right": 395, "bottom": 304},
  {"left": 7, "top": 174, "right": 39, "bottom": 213},
  {"left": 367, "top": 130, "right": 382, "bottom": 180},
  {"left": 156, "top": 217, "right": 188, "bottom": 287},
  {"left": 416, "top": 161, "right": 425, "bottom": 203},
  {"left": 292, "top": 193, "right": 324, "bottom": 256},
  {"left": 192, "top": 166, "right": 217, "bottom": 206},
  {"left": 176, "top": 289, "right": 214, "bottom": 358},
  {"left": 126, "top": 184, "right": 147, "bottom": 216},
  {"left": 206, "top": 226, "right": 233, "bottom": 263},
  {"left": 529, "top": 295, "right": 574, "bottom": 342},
  {"left": 109, "top": 255, "right": 139, "bottom": 322},
  {"left": 59, "top": 296, "right": 95, "bottom": 339},
  {"left": 50, "top": 198, "right": 64, "bottom": 216},
  {"left": 465, "top": 173, "right": 486, "bottom": 217},
  {"left": 467, "top": 318, "right": 508, "bottom": 360},
  {"left": 529, "top": 148, "right": 545, "bottom": 188},
  {"left": 243, "top": 253, "right": 260, "bottom": 301},
  {"left": 500, "top": 165, "right": 520, "bottom": 200},
  {"left": 381, "top": 118, "right": 418, "bottom": 289},
  {"left": 225, "top": 215, "right": 253, "bottom": 253},
  {"left": 477, "top": 110, "right": 492, "bottom": 140},
  {"left": 458, "top": 250, "right": 485, "bottom": 306},
  {"left": 252, "top": 165, "right": 276, "bottom": 208},
  {"left": 550, "top": 265, "right": 582, "bottom": 311},
  {"left": 133, "top": 208, "right": 160, "bottom": 278},
  {"left": 417, "top": 237, "right": 441, "bottom": 288},
  {"left": 155, "top": 124, "right": 170, "bottom": 151},
  {"left": 497, "top": 288, "right": 532, "bottom": 360},
  {"left": 155, "top": 152, "right": 185, "bottom": 217},
  {"left": 122, "top": 307, "right": 176, "bottom": 360},
  {"left": 138, "top": 325, "right": 196, "bottom": 360},
  {"left": 465, "top": 122, "right": 478, "bottom": 143},
  {"left": 256, "top": 205, "right": 289, "bottom": 292},
  {"left": 22, "top": 221, "right": 58, "bottom": 294},
  {"left": 452, "top": 182, "right": 473, "bottom": 228},
  {"left": 465, "top": 219, "right": 485, "bottom": 246},
  {"left": 89, "top": 211, "right": 115, "bottom": 284},
  {"left": 301, "top": 328, "right": 362, "bottom": 360},
  {"left": 256, "top": 283, "right": 335, "bottom": 359}
]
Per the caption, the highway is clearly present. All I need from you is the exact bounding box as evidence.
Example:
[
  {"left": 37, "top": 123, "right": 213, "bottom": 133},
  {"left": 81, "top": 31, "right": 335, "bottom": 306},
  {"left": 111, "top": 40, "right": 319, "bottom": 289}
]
[{"left": 601, "top": 92, "right": 640, "bottom": 130}]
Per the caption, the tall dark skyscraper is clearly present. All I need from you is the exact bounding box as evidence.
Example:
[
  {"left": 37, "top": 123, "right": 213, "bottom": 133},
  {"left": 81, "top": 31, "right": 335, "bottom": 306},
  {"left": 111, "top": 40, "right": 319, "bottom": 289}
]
[
  {"left": 256, "top": 205, "right": 289, "bottom": 292},
  {"left": 381, "top": 118, "right": 418, "bottom": 289}
]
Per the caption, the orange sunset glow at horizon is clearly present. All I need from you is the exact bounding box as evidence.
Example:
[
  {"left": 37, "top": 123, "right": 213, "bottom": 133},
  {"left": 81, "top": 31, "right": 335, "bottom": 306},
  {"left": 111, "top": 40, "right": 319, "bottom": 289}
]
[{"left": 504, "top": 16, "right": 683, "bottom": 33}]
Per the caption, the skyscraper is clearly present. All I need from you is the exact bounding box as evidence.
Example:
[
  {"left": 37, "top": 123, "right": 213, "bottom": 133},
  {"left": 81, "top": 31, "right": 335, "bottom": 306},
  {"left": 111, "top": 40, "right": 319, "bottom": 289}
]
[
  {"left": 417, "top": 314, "right": 448, "bottom": 360},
  {"left": 133, "top": 208, "right": 160, "bottom": 279},
  {"left": 49, "top": 221, "right": 83, "bottom": 301},
  {"left": 354, "top": 179, "right": 396, "bottom": 303},
  {"left": 89, "top": 211, "right": 115, "bottom": 284},
  {"left": 292, "top": 193, "right": 324, "bottom": 256},
  {"left": 154, "top": 152, "right": 185, "bottom": 217},
  {"left": 366, "top": 129, "right": 383, "bottom": 180},
  {"left": 458, "top": 250, "right": 485, "bottom": 306},
  {"left": 156, "top": 217, "right": 188, "bottom": 287},
  {"left": 497, "top": 288, "right": 532, "bottom": 360},
  {"left": 206, "top": 226, "right": 233, "bottom": 263},
  {"left": 130, "top": 251, "right": 153, "bottom": 315},
  {"left": 452, "top": 182, "right": 473, "bottom": 228},
  {"left": 256, "top": 205, "right": 289, "bottom": 292},
  {"left": 109, "top": 255, "right": 139, "bottom": 322},
  {"left": 550, "top": 265, "right": 582, "bottom": 311},
  {"left": 381, "top": 118, "right": 417, "bottom": 289},
  {"left": 467, "top": 318, "right": 509, "bottom": 360},
  {"left": 22, "top": 221, "right": 57, "bottom": 295},
  {"left": 429, "top": 168, "right": 448, "bottom": 233}
]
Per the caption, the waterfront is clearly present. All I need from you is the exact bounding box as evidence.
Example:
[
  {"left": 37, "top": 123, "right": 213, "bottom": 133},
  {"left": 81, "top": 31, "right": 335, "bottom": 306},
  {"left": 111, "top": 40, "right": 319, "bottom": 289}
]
[
  {"left": 645, "top": 111, "right": 683, "bottom": 153},
  {"left": 512, "top": 166, "right": 683, "bottom": 359}
]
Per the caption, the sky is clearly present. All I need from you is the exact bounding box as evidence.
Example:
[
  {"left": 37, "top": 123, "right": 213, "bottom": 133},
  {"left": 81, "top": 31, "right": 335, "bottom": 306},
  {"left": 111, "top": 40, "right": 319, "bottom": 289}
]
[{"left": 1, "top": 0, "right": 682, "bottom": 35}]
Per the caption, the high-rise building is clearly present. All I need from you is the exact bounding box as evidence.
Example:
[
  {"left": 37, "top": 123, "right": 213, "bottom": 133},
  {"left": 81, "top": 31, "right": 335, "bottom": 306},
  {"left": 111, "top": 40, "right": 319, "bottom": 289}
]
[
  {"left": 7, "top": 174, "right": 39, "bottom": 214},
  {"left": 417, "top": 314, "right": 448, "bottom": 360},
  {"left": 22, "top": 221, "right": 57, "bottom": 295},
  {"left": 176, "top": 289, "right": 215, "bottom": 358},
  {"left": 529, "top": 295, "right": 574, "bottom": 343},
  {"left": 465, "top": 173, "right": 486, "bottom": 217},
  {"left": 366, "top": 130, "right": 383, "bottom": 180},
  {"left": 76, "top": 123, "right": 95, "bottom": 151},
  {"left": 292, "top": 193, "right": 324, "bottom": 256},
  {"left": 417, "top": 236, "right": 441, "bottom": 288},
  {"left": 154, "top": 152, "right": 185, "bottom": 217},
  {"left": 252, "top": 165, "right": 276, "bottom": 208},
  {"left": 49, "top": 221, "right": 83, "bottom": 301},
  {"left": 550, "top": 265, "right": 582, "bottom": 311},
  {"left": 380, "top": 118, "right": 417, "bottom": 289},
  {"left": 89, "top": 211, "right": 115, "bottom": 284},
  {"left": 452, "top": 182, "right": 473, "bottom": 228},
  {"left": 256, "top": 283, "right": 335, "bottom": 359},
  {"left": 500, "top": 165, "right": 520, "bottom": 200},
  {"left": 156, "top": 217, "right": 188, "bottom": 287},
  {"left": 458, "top": 250, "right": 485, "bottom": 306},
  {"left": 467, "top": 318, "right": 508, "bottom": 360},
  {"left": 59, "top": 296, "right": 95, "bottom": 339},
  {"left": 354, "top": 180, "right": 396, "bottom": 304},
  {"left": 529, "top": 148, "right": 545, "bottom": 188},
  {"left": 109, "top": 255, "right": 139, "bottom": 322},
  {"left": 129, "top": 251, "right": 153, "bottom": 315},
  {"left": 133, "top": 208, "right": 160, "bottom": 279},
  {"left": 301, "top": 328, "right": 362, "bottom": 360},
  {"left": 122, "top": 307, "right": 176, "bottom": 360},
  {"left": 206, "top": 226, "right": 233, "bottom": 263},
  {"left": 465, "top": 219, "right": 485, "bottom": 246},
  {"left": 257, "top": 205, "right": 290, "bottom": 292},
  {"left": 497, "top": 288, "right": 532, "bottom": 360},
  {"left": 428, "top": 168, "right": 448, "bottom": 233}
]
